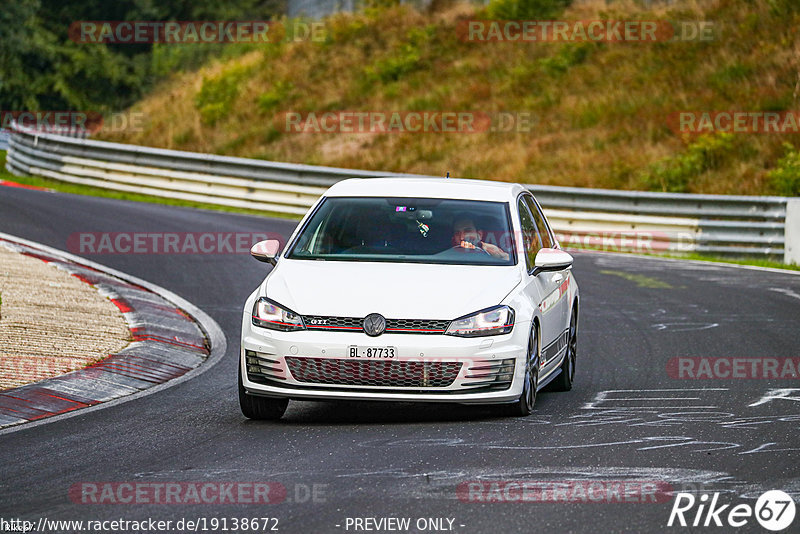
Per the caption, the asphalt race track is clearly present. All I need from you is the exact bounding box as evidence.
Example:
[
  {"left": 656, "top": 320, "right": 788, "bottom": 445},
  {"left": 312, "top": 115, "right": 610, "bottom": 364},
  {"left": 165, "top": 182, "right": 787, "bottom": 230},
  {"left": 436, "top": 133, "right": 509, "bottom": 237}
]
[{"left": 1, "top": 186, "right": 799, "bottom": 533}]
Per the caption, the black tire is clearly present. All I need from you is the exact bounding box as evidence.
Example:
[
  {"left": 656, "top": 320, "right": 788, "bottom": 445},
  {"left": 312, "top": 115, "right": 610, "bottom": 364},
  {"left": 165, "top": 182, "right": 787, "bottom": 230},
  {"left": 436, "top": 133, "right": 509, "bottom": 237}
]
[
  {"left": 551, "top": 307, "right": 577, "bottom": 392},
  {"left": 503, "top": 326, "right": 539, "bottom": 417},
  {"left": 238, "top": 365, "right": 288, "bottom": 420}
]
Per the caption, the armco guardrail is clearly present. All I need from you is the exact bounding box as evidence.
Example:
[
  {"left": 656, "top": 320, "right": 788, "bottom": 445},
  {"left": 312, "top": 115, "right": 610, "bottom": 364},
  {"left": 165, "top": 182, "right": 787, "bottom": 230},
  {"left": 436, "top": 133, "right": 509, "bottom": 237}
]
[
  {"left": 6, "top": 123, "right": 417, "bottom": 216},
  {"left": 528, "top": 185, "right": 790, "bottom": 260},
  {"left": 5, "top": 124, "right": 798, "bottom": 264}
]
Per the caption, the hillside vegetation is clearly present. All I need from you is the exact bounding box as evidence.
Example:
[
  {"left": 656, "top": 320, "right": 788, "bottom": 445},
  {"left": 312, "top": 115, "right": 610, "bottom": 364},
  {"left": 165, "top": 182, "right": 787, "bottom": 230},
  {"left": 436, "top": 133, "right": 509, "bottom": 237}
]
[{"left": 103, "top": 0, "right": 800, "bottom": 196}]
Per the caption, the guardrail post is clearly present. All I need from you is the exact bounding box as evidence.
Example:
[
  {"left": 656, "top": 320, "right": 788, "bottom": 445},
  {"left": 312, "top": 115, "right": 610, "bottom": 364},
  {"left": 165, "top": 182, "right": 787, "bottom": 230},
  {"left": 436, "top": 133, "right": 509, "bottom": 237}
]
[{"left": 786, "top": 199, "right": 800, "bottom": 266}]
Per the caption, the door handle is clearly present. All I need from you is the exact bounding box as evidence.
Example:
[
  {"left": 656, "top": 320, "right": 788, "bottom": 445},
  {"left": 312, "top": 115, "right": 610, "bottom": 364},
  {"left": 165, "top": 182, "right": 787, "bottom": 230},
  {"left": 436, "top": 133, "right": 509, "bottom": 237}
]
[{"left": 552, "top": 273, "right": 564, "bottom": 283}]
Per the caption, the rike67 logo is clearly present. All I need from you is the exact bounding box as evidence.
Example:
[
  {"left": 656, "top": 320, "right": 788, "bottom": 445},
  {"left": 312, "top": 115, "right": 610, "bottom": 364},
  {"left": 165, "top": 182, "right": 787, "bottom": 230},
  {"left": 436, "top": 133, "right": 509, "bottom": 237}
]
[{"left": 668, "top": 490, "right": 796, "bottom": 531}]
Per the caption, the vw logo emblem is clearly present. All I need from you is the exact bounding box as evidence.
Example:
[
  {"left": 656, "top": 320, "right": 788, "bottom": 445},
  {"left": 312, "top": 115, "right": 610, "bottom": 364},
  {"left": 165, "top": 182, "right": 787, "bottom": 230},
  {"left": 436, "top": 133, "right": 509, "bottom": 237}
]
[{"left": 363, "top": 313, "right": 386, "bottom": 337}]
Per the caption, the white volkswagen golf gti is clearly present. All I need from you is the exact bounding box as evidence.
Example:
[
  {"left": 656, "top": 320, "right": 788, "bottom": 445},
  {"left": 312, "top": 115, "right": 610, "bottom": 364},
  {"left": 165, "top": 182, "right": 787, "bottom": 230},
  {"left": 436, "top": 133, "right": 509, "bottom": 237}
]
[{"left": 239, "top": 177, "right": 579, "bottom": 419}]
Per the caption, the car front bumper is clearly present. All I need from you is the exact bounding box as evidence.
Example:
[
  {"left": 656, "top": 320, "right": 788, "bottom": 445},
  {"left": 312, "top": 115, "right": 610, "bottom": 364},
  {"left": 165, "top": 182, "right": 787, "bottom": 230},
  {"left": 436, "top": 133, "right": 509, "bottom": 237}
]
[{"left": 240, "top": 317, "right": 530, "bottom": 404}]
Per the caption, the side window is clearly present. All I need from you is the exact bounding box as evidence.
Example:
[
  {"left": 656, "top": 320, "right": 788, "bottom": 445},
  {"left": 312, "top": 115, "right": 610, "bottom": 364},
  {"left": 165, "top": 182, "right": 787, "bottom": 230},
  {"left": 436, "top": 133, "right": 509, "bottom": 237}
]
[
  {"left": 523, "top": 195, "right": 553, "bottom": 249},
  {"left": 517, "top": 199, "right": 542, "bottom": 271}
]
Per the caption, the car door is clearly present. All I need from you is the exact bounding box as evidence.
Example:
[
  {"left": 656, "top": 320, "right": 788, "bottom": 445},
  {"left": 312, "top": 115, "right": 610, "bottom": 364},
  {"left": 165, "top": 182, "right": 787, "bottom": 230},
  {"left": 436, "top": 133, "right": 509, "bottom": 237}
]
[
  {"left": 516, "top": 196, "right": 561, "bottom": 375},
  {"left": 523, "top": 194, "right": 571, "bottom": 371},
  {"left": 522, "top": 194, "right": 571, "bottom": 376}
]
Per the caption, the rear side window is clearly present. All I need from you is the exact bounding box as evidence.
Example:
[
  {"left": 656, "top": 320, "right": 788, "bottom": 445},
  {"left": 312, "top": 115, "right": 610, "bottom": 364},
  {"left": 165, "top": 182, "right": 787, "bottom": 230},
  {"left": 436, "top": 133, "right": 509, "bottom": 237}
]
[{"left": 523, "top": 195, "right": 553, "bottom": 249}]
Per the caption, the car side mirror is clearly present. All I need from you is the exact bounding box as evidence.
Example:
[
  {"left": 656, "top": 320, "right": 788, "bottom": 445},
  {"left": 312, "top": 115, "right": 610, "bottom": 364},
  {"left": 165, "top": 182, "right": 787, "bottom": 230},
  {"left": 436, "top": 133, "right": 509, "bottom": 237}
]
[
  {"left": 531, "top": 248, "right": 573, "bottom": 276},
  {"left": 250, "top": 239, "right": 281, "bottom": 265}
]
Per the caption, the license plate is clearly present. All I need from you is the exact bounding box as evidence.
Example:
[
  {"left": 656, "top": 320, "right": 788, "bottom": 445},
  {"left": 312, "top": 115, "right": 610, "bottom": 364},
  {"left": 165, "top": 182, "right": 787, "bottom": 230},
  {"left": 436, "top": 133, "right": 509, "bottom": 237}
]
[{"left": 348, "top": 346, "right": 397, "bottom": 359}]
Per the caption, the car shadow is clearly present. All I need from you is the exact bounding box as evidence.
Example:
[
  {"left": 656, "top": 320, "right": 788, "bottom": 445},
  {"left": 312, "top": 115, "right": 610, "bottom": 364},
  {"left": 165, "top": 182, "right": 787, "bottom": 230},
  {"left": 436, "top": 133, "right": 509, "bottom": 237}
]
[{"left": 252, "top": 392, "right": 557, "bottom": 425}]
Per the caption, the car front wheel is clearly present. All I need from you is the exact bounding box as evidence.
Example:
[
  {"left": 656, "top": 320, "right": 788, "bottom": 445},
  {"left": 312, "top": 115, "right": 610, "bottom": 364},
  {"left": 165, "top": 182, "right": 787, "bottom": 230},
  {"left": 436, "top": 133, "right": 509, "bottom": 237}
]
[
  {"left": 238, "top": 365, "right": 288, "bottom": 420},
  {"left": 503, "top": 327, "right": 539, "bottom": 417}
]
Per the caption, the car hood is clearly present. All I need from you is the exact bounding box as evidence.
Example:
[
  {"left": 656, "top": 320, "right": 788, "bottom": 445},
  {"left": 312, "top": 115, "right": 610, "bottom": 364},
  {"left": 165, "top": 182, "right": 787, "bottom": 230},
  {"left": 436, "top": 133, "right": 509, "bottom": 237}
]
[{"left": 264, "top": 260, "right": 521, "bottom": 319}]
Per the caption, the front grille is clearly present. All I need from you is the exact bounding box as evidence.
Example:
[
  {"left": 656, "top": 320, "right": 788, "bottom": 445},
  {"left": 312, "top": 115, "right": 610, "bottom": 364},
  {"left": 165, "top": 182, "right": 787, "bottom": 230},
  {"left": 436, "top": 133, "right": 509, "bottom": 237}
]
[
  {"left": 285, "top": 357, "right": 462, "bottom": 387},
  {"left": 386, "top": 318, "right": 450, "bottom": 334},
  {"left": 304, "top": 316, "right": 362, "bottom": 331},
  {"left": 303, "top": 315, "right": 450, "bottom": 335}
]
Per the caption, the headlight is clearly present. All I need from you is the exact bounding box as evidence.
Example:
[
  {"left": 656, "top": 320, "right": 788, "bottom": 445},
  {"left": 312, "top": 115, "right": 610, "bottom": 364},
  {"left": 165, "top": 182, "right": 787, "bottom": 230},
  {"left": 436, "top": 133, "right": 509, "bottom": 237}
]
[
  {"left": 445, "top": 305, "right": 515, "bottom": 337},
  {"left": 252, "top": 298, "right": 305, "bottom": 331}
]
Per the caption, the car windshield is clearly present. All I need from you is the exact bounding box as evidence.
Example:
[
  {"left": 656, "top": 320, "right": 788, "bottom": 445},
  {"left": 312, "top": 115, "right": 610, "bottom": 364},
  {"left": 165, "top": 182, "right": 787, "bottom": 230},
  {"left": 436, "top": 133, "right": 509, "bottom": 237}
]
[{"left": 287, "top": 197, "right": 516, "bottom": 266}]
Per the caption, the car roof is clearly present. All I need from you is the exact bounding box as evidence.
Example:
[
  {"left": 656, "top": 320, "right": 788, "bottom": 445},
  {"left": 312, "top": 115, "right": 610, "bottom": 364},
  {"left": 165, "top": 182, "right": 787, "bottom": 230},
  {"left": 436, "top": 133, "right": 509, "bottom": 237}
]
[{"left": 324, "top": 177, "right": 528, "bottom": 202}]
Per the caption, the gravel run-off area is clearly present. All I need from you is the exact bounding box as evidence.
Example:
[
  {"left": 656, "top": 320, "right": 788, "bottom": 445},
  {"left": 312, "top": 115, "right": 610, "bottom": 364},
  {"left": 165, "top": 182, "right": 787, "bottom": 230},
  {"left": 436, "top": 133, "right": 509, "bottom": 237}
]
[{"left": 0, "top": 246, "right": 130, "bottom": 390}]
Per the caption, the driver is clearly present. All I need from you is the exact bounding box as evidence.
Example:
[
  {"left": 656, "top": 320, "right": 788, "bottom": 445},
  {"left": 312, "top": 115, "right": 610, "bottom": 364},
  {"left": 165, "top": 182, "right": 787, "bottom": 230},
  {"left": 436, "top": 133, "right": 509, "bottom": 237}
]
[{"left": 452, "top": 216, "right": 509, "bottom": 260}]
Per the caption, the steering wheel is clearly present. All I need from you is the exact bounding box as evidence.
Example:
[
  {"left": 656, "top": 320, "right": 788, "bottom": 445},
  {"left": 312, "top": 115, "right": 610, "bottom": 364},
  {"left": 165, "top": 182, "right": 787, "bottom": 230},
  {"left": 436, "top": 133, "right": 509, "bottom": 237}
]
[{"left": 452, "top": 243, "right": 490, "bottom": 254}]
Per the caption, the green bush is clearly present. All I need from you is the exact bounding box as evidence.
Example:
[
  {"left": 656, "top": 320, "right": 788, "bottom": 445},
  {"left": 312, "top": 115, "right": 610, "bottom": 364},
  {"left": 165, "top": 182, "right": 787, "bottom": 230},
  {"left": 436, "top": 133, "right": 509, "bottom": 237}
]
[
  {"left": 366, "top": 44, "right": 420, "bottom": 82},
  {"left": 151, "top": 43, "right": 225, "bottom": 79},
  {"left": 327, "top": 14, "right": 370, "bottom": 43},
  {"left": 361, "top": 0, "right": 404, "bottom": 10},
  {"left": 768, "top": 143, "right": 800, "bottom": 196},
  {"left": 194, "top": 65, "right": 251, "bottom": 125},
  {"left": 486, "top": 0, "right": 572, "bottom": 19},
  {"left": 538, "top": 43, "right": 593, "bottom": 75},
  {"left": 258, "top": 81, "right": 294, "bottom": 112},
  {"left": 641, "top": 134, "right": 735, "bottom": 192},
  {"left": 767, "top": 0, "right": 800, "bottom": 16},
  {"left": 364, "top": 25, "right": 434, "bottom": 83}
]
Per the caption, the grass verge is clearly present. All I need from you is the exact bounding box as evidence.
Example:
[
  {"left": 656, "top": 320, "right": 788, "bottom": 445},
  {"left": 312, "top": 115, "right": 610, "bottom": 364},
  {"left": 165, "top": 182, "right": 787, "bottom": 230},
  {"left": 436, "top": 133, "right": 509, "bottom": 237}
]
[{"left": 662, "top": 252, "right": 800, "bottom": 272}]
